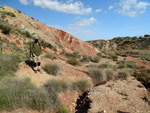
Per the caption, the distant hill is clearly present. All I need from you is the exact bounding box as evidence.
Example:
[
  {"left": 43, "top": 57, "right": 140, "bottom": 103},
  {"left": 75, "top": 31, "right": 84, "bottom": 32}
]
[{"left": 88, "top": 35, "right": 150, "bottom": 51}]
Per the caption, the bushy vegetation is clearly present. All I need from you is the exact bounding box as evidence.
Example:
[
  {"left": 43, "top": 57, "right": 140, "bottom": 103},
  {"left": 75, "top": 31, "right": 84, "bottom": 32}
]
[
  {"left": 41, "top": 40, "right": 53, "bottom": 49},
  {"left": 88, "top": 68, "right": 107, "bottom": 85},
  {"left": 81, "top": 55, "right": 92, "bottom": 62},
  {"left": 17, "top": 10, "right": 21, "bottom": 13},
  {"left": 43, "top": 79, "right": 91, "bottom": 94},
  {"left": 133, "top": 68, "right": 150, "bottom": 91},
  {"left": 105, "top": 69, "right": 115, "bottom": 80},
  {"left": 43, "top": 79, "right": 69, "bottom": 94},
  {"left": 99, "top": 62, "right": 112, "bottom": 68},
  {"left": 0, "top": 19, "right": 12, "bottom": 34},
  {"left": 0, "top": 53, "right": 21, "bottom": 79},
  {"left": 110, "top": 54, "right": 118, "bottom": 61},
  {"left": 44, "top": 53, "right": 57, "bottom": 60},
  {"left": 118, "top": 70, "right": 130, "bottom": 80},
  {"left": 91, "top": 56, "right": 100, "bottom": 63},
  {"left": 117, "top": 60, "right": 136, "bottom": 68},
  {"left": 67, "top": 57, "right": 80, "bottom": 66},
  {"left": 0, "top": 77, "right": 54, "bottom": 111},
  {"left": 1, "top": 11, "right": 16, "bottom": 17},
  {"left": 0, "top": 19, "right": 34, "bottom": 39},
  {"left": 56, "top": 104, "right": 69, "bottom": 113},
  {"left": 72, "top": 79, "right": 91, "bottom": 92},
  {"left": 43, "top": 63, "right": 61, "bottom": 75},
  {"left": 61, "top": 51, "right": 81, "bottom": 58}
]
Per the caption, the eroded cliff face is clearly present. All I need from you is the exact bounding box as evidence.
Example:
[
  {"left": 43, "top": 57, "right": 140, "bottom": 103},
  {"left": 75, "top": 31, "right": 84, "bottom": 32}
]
[{"left": 0, "top": 6, "right": 97, "bottom": 57}]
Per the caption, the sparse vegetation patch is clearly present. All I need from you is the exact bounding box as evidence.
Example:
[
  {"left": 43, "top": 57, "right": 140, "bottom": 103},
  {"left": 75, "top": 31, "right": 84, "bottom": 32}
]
[
  {"left": 88, "top": 68, "right": 107, "bottom": 85},
  {"left": 67, "top": 57, "right": 80, "bottom": 66},
  {"left": 1, "top": 11, "right": 16, "bottom": 17},
  {"left": 43, "top": 63, "right": 61, "bottom": 75},
  {"left": 0, "top": 77, "right": 54, "bottom": 111},
  {"left": 72, "top": 79, "right": 91, "bottom": 92}
]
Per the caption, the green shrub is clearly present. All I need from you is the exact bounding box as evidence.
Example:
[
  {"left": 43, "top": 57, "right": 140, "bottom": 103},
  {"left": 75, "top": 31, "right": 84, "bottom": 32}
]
[
  {"left": 133, "top": 68, "right": 150, "bottom": 82},
  {"left": 86, "top": 64, "right": 97, "bottom": 68},
  {"left": 81, "top": 55, "right": 92, "bottom": 62},
  {"left": 0, "top": 21, "right": 12, "bottom": 34},
  {"left": 118, "top": 63, "right": 126, "bottom": 68},
  {"left": 43, "top": 79, "right": 69, "bottom": 94},
  {"left": 56, "top": 104, "right": 69, "bottom": 113},
  {"left": 0, "top": 53, "right": 21, "bottom": 72},
  {"left": 60, "top": 51, "right": 80, "bottom": 58},
  {"left": 1, "top": 11, "right": 16, "bottom": 17},
  {"left": 118, "top": 60, "right": 136, "bottom": 68},
  {"left": 126, "top": 61, "right": 136, "bottom": 68},
  {"left": 111, "top": 55, "right": 118, "bottom": 61},
  {"left": 88, "top": 68, "right": 107, "bottom": 85},
  {"left": 99, "top": 63, "right": 111, "bottom": 68},
  {"left": 0, "top": 70, "right": 13, "bottom": 80},
  {"left": 0, "top": 77, "right": 53, "bottom": 111},
  {"left": 91, "top": 56, "right": 100, "bottom": 63},
  {"left": 25, "top": 31, "right": 33, "bottom": 38},
  {"left": 17, "top": 10, "right": 21, "bottom": 13},
  {"left": 133, "top": 68, "right": 150, "bottom": 91},
  {"left": 118, "top": 70, "right": 130, "bottom": 80},
  {"left": 105, "top": 69, "right": 115, "bottom": 81},
  {"left": 67, "top": 57, "right": 80, "bottom": 66},
  {"left": 102, "top": 55, "right": 107, "bottom": 58},
  {"left": 72, "top": 79, "right": 91, "bottom": 92},
  {"left": 72, "top": 51, "right": 81, "bottom": 58},
  {"left": 43, "top": 63, "right": 61, "bottom": 75},
  {"left": 41, "top": 40, "right": 53, "bottom": 49},
  {"left": 0, "top": 53, "right": 21, "bottom": 79},
  {"left": 45, "top": 53, "right": 57, "bottom": 60}
]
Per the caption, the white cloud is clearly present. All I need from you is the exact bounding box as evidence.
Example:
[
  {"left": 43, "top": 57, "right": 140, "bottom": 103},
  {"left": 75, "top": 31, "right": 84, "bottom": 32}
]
[
  {"left": 108, "top": 6, "right": 113, "bottom": 10},
  {"left": 95, "top": 8, "right": 102, "bottom": 13},
  {"left": 19, "top": 0, "right": 29, "bottom": 5},
  {"left": 51, "top": 17, "right": 99, "bottom": 41},
  {"left": 19, "top": 0, "right": 92, "bottom": 15},
  {"left": 116, "top": 0, "right": 150, "bottom": 17},
  {"left": 52, "top": 24, "right": 99, "bottom": 41},
  {"left": 76, "top": 17, "right": 97, "bottom": 27}
]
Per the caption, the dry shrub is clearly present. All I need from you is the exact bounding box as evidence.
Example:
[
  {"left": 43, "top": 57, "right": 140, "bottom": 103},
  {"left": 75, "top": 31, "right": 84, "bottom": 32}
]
[
  {"left": 72, "top": 79, "right": 91, "bottom": 92},
  {"left": 43, "top": 63, "right": 61, "bottom": 75},
  {"left": 88, "top": 68, "right": 107, "bottom": 85},
  {"left": 118, "top": 70, "right": 130, "bottom": 80},
  {"left": 43, "top": 79, "right": 70, "bottom": 94},
  {"left": 0, "top": 77, "right": 54, "bottom": 111},
  {"left": 67, "top": 57, "right": 80, "bottom": 66},
  {"left": 105, "top": 69, "right": 115, "bottom": 81}
]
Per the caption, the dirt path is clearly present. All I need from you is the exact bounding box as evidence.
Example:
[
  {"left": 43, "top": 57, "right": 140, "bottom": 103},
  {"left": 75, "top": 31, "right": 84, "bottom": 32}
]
[{"left": 15, "top": 58, "right": 91, "bottom": 87}]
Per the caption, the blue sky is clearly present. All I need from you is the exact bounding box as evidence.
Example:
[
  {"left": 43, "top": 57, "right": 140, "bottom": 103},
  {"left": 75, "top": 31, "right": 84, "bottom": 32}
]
[{"left": 0, "top": 0, "right": 150, "bottom": 41}]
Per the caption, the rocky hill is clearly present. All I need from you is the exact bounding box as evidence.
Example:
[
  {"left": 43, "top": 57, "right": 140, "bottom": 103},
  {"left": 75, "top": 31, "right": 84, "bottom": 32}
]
[
  {"left": 0, "top": 6, "right": 97, "bottom": 57},
  {"left": 88, "top": 35, "right": 150, "bottom": 51}
]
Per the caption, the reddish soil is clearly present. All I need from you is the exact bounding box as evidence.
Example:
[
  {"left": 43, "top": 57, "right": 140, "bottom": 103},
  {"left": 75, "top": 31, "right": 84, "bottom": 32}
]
[{"left": 119, "top": 56, "right": 150, "bottom": 68}]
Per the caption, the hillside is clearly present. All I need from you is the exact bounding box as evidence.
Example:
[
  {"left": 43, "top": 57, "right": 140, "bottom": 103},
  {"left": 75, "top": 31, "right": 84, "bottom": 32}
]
[
  {"left": 0, "top": 6, "right": 97, "bottom": 57},
  {"left": 88, "top": 35, "right": 150, "bottom": 51},
  {"left": 0, "top": 5, "right": 150, "bottom": 113}
]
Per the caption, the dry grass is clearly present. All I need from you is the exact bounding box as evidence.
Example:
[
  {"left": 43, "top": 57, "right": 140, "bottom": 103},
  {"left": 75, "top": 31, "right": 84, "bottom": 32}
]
[
  {"left": 88, "top": 68, "right": 107, "bottom": 85},
  {"left": 0, "top": 77, "right": 54, "bottom": 111},
  {"left": 43, "top": 63, "right": 61, "bottom": 75}
]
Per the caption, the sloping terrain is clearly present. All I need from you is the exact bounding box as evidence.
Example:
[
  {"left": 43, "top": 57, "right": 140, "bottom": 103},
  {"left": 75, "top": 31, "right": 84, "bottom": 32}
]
[
  {"left": 0, "top": 6, "right": 97, "bottom": 57},
  {"left": 88, "top": 35, "right": 150, "bottom": 51},
  {"left": 88, "top": 76, "right": 150, "bottom": 113},
  {"left": 0, "top": 5, "right": 150, "bottom": 113}
]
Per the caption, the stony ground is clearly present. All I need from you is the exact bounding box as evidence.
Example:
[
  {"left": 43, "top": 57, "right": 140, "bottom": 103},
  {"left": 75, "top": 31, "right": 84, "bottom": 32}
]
[
  {"left": 1, "top": 53, "right": 150, "bottom": 113},
  {"left": 88, "top": 76, "right": 150, "bottom": 113}
]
